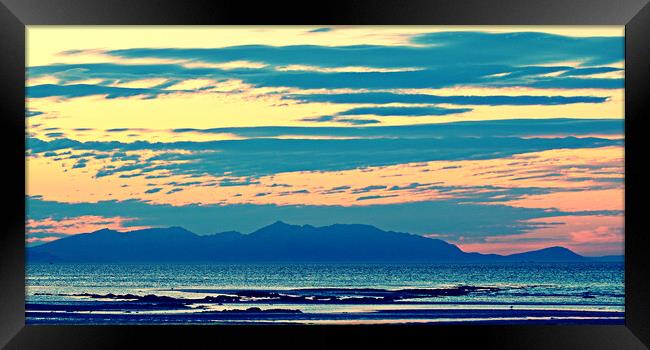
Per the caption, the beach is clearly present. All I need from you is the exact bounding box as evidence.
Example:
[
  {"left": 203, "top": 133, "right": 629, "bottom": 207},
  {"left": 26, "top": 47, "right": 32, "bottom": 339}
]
[{"left": 26, "top": 262, "right": 624, "bottom": 325}]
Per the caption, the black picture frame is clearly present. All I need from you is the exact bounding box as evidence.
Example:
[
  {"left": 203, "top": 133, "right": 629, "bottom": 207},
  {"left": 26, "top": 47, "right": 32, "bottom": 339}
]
[{"left": 1, "top": 0, "right": 648, "bottom": 348}]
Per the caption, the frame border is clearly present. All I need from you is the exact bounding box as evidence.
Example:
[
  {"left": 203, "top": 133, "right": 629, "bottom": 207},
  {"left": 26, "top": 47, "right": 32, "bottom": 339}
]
[{"left": 1, "top": 0, "right": 648, "bottom": 348}]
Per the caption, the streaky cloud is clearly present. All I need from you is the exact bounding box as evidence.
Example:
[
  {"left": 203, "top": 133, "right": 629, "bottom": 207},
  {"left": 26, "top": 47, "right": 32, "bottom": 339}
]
[
  {"left": 336, "top": 106, "right": 472, "bottom": 117},
  {"left": 28, "top": 31, "right": 624, "bottom": 93},
  {"left": 26, "top": 110, "right": 44, "bottom": 117},
  {"left": 107, "top": 32, "right": 622, "bottom": 68},
  {"left": 286, "top": 92, "right": 609, "bottom": 106},
  {"left": 172, "top": 118, "right": 623, "bottom": 139},
  {"left": 333, "top": 118, "right": 381, "bottom": 125},
  {"left": 559, "top": 67, "right": 622, "bottom": 77},
  {"left": 308, "top": 27, "right": 333, "bottom": 33},
  {"left": 27, "top": 133, "right": 622, "bottom": 179},
  {"left": 524, "top": 78, "right": 623, "bottom": 89},
  {"left": 27, "top": 84, "right": 176, "bottom": 99},
  {"left": 299, "top": 115, "right": 381, "bottom": 125},
  {"left": 409, "top": 31, "right": 623, "bottom": 66}
]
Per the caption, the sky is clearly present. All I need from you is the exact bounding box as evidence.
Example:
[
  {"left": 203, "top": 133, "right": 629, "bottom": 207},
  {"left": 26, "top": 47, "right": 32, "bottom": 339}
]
[{"left": 25, "top": 26, "right": 624, "bottom": 256}]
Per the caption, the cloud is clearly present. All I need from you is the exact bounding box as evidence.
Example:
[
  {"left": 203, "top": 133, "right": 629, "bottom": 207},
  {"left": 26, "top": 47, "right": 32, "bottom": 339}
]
[
  {"left": 299, "top": 115, "right": 381, "bottom": 125},
  {"left": 174, "top": 118, "right": 622, "bottom": 140},
  {"left": 27, "top": 31, "right": 623, "bottom": 96},
  {"left": 72, "top": 159, "right": 88, "bottom": 169},
  {"left": 388, "top": 183, "right": 425, "bottom": 191},
  {"left": 308, "top": 28, "right": 333, "bottom": 33},
  {"left": 334, "top": 118, "right": 381, "bottom": 125},
  {"left": 409, "top": 31, "right": 623, "bottom": 66},
  {"left": 28, "top": 84, "right": 177, "bottom": 99},
  {"left": 524, "top": 78, "right": 623, "bottom": 89},
  {"left": 559, "top": 67, "right": 622, "bottom": 77},
  {"left": 44, "top": 132, "right": 64, "bottom": 138},
  {"left": 26, "top": 214, "right": 152, "bottom": 236},
  {"left": 166, "top": 181, "right": 202, "bottom": 187},
  {"left": 218, "top": 178, "right": 261, "bottom": 187},
  {"left": 300, "top": 115, "right": 335, "bottom": 122},
  {"left": 352, "top": 185, "right": 388, "bottom": 194},
  {"left": 356, "top": 194, "right": 399, "bottom": 201},
  {"left": 26, "top": 215, "right": 154, "bottom": 245},
  {"left": 244, "top": 67, "right": 622, "bottom": 90},
  {"left": 336, "top": 106, "right": 472, "bottom": 117},
  {"left": 285, "top": 92, "right": 609, "bottom": 106},
  {"left": 106, "top": 32, "right": 622, "bottom": 69},
  {"left": 26, "top": 236, "right": 60, "bottom": 245},
  {"left": 323, "top": 186, "right": 351, "bottom": 194},
  {"left": 27, "top": 132, "right": 622, "bottom": 180},
  {"left": 26, "top": 110, "right": 44, "bottom": 117}
]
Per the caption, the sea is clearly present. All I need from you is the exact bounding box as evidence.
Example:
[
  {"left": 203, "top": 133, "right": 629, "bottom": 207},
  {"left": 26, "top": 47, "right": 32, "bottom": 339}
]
[{"left": 26, "top": 262, "right": 625, "bottom": 325}]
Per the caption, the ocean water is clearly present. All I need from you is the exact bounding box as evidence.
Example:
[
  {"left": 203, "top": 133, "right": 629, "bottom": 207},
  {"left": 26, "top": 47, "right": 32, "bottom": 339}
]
[{"left": 26, "top": 262, "right": 624, "bottom": 325}]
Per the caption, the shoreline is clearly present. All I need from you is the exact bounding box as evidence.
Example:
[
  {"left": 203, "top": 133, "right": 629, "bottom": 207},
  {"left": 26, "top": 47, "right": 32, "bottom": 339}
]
[{"left": 26, "top": 307, "right": 625, "bottom": 325}]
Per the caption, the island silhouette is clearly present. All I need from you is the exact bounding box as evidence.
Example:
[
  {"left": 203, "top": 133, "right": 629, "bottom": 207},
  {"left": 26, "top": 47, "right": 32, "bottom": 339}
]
[{"left": 27, "top": 221, "right": 621, "bottom": 263}]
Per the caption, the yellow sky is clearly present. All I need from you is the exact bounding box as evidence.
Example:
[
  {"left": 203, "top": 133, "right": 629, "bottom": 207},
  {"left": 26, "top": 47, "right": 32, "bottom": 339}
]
[{"left": 26, "top": 25, "right": 625, "bottom": 141}]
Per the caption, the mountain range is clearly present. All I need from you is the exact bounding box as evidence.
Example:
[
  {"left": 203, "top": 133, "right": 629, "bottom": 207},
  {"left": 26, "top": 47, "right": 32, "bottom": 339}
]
[{"left": 27, "top": 221, "right": 621, "bottom": 263}]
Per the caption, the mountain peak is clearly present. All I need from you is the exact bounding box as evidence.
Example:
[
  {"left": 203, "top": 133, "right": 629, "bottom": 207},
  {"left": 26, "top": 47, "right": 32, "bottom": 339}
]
[
  {"left": 527, "top": 246, "right": 579, "bottom": 255},
  {"left": 167, "top": 226, "right": 194, "bottom": 234},
  {"left": 540, "top": 246, "right": 571, "bottom": 251},
  {"left": 270, "top": 220, "right": 291, "bottom": 227},
  {"left": 121, "top": 226, "right": 198, "bottom": 239},
  {"left": 504, "top": 245, "right": 584, "bottom": 262},
  {"left": 251, "top": 220, "right": 300, "bottom": 236},
  {"left": 91, "top": 228, "right": 117, "bottom": 234}
]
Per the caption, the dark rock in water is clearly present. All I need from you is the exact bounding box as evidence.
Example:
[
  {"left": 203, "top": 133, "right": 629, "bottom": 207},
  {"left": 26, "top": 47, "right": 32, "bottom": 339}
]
[
  {"left": 203, "top": 295, "right": 240, "bottom": 303},
  {"left": 72, "top": 292, "right": 188, "bottom": 304},
  {"left": 582, "top": 292, "right": 596, "bottom": 299},
  {"left": 206, "top": 307, "right": 302, "bottom": 314},
  {"left": 398, "top": 286, "right": 501, "bottom": 297},
  {"left": 262, "top": 308, "right": 302, "bottom": 314},
  {"left": 139, "top": 294, "right": 180, "bottom": 303},
  {"left": 63, "top": 285, "right": 505, "bottom": 307}
]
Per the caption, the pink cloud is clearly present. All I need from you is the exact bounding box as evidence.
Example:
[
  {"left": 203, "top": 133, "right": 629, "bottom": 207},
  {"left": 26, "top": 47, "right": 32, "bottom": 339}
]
[
  {"left": 27, "top": 215, "right": 152, "bottom": 239},
  {"left": 26, "top": 236, "right": 59, "bottom": 243},
  {"left": 456, "top": 215, "right": 624, "bottom": 256}
]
